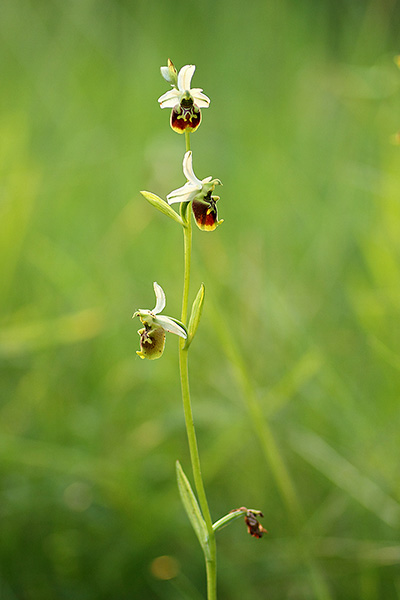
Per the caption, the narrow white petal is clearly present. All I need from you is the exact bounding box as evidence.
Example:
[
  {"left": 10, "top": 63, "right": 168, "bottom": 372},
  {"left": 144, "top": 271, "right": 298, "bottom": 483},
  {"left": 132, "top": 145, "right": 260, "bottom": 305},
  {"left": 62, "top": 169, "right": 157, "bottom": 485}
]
[
  {"left": 167, "top": 182, "right": 199, "bottom": 205},
  {"left": 160, "top": 98, "right": 179, "bottom": 109},
  {"left": 194, "top": 98, "right": 210, "bottom": 108},
  {"left": 167, "top": 192, "right": 196, "bottom": 205},
  {"left": 202, "top": 176, "right": 213, "bottom": 184},
  {"left": 191, "top": 89, "right": 211, "bottom": 108},
  {"left": 178, "top": 65, "right": 195, "bottom": 91},
  {"left": 154, "top": 315, "right": 187, "bottom": 339},
  {"left": 157, "top": 90, "right": 178, "bottom": 103},
  {"left": 153, "top": 282, "right": 166, "bottom": 314},
  {"left": 167, "top": 195, "right": 187, "bottom": 205},
  {"left": 183, "top": 151, "right": 203, "bottom": 187},
  {"left": 158, "top": 89, "right": 180, "bottom": 108}
]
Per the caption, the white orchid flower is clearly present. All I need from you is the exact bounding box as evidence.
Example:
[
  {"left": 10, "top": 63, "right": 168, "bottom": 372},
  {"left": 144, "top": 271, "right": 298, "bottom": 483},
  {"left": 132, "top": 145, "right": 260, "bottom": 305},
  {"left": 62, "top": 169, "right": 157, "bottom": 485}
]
[
  {"left": 158, "top": 64, "right": 210, "bottom": 109},
  {"left": 165, "top": 152, "right": 223, "bottom": 231},
  {"left": 158, "top": 61, "right": 210, "bottom": 134},
  {"left": 134, "top": 282, "right": 187, "bottom": 360},
  {"left": 167, "top": 151, "right": 220, "bottom": 205}
]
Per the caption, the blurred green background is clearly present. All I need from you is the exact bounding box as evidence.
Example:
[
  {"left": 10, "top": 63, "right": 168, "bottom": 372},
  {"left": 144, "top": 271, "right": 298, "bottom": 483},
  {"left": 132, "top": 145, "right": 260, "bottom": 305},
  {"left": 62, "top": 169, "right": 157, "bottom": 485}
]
[{"left": 1, "top": 0, "right": 400, "bottom": 598}]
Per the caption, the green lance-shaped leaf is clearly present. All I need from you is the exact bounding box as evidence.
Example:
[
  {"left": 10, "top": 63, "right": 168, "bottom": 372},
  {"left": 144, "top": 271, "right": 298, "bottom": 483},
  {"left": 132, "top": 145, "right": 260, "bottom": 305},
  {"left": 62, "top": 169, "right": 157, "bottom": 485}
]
[
  {"left": 140, "top": 191, "right": 184, "bottom": 226},
  {"left": 176, "top": 461, "right": 209, "bottom": 557},
  {"left": 186, "top": 283, "right": 205, "bottom": 348}
]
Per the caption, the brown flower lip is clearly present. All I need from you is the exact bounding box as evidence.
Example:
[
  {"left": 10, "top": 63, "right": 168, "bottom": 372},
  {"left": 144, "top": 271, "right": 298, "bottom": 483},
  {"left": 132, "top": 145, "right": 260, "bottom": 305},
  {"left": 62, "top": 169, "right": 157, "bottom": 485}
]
[
  {"left": 192, "top": 191, "right": 221, "bottom": 231},
  {"left": 170, "top": 97, "right": 202, "bottom": 134},
  {"left": 137, "top": 325, "right": 165, "bottom": 360}
]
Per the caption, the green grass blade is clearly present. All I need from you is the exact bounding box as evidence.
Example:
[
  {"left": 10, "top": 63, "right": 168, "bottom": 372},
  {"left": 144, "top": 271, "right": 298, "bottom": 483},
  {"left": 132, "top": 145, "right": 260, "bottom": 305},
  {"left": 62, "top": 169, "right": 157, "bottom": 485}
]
[{"left": 290, "top": 428, "right": 400, "bottom": 528}]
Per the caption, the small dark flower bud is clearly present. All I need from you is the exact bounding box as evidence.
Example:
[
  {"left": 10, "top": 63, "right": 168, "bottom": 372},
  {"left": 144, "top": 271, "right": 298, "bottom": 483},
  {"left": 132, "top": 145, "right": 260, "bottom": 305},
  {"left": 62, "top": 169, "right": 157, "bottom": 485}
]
[
  {"left": 244, "top": 511, "right": 268, "bottom": 539},
  {"left": 230, "top": 507, "right": 268, "bottom": 539}
]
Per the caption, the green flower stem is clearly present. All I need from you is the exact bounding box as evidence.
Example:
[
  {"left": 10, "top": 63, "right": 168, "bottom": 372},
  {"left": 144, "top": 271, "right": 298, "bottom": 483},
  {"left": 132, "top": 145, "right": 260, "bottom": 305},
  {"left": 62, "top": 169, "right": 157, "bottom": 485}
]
[
  {"left": 185, "top": 129, "right": 191, "bottom": 152},
  {"left": 178, "top": 338, "right": 216, "bottom": 598},
  {"left": 212, "top": 509, "right": 246, "bottom": 532},
  {"left": 178, "top": 130, "right": 216, "bottom": 600},
  {"left": 180, "top": 203, "right": 192, "bottom": 324}
]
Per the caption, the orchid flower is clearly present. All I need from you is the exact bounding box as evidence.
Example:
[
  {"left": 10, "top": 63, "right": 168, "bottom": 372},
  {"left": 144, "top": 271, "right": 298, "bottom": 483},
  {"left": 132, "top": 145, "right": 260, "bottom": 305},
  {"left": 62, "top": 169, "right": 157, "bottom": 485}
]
[
  {"left": 167, "top": 151, "right": 223, "bottom": 231},
  {"left": 158, "top": 60, "right": 210, "bottom": 133},
  {"left": 133, "top": 282, "right": 187, "bottom": 360}
]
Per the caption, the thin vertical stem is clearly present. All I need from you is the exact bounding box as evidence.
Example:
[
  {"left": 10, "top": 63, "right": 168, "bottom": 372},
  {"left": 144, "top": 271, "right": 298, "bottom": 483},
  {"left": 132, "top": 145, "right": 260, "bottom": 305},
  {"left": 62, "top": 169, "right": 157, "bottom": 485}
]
[
  {"left": 178, "top": 130, "right": 217, "bottom": 600},
  {"left": 179, "top": 337, "right": 216, "bottom": 598},
  {"left": 180, "top": 204, "right": 192, "bottom": 324},
  {"left": 185, "top": 129, "right": 191, "bottom": 152}
]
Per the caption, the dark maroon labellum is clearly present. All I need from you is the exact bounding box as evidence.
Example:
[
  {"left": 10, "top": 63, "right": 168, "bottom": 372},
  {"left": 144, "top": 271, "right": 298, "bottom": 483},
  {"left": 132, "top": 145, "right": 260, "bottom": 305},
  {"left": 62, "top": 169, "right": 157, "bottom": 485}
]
[
  {"left": 192, "top": 191, "right": 219, "bottom": 231},
  {"left": 170, "top": 100, "right": 202, "bottom": 133}
]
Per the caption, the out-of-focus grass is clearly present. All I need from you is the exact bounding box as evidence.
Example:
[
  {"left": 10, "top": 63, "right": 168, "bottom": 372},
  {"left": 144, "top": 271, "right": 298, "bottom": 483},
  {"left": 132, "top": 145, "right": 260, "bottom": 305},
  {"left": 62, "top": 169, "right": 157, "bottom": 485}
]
[{"left": 1, "top": 0, "right": 400, "bottom": 598}]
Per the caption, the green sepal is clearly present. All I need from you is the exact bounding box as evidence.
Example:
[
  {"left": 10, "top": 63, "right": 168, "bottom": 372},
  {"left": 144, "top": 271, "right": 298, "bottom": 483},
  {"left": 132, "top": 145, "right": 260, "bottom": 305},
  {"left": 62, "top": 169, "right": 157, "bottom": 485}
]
[
  {"left": 166, "top": 58, "right": 178, "bottom": 86},
  {"left": 140, "top": 191, "right": 184, "bottom": 226},
  {"left": 176, "top": 461, "right": 209, "bottom": 558},
  {"left": 185, "top": 283, "right": 205, "bottom": 349},
  {"left": 212, "top": 508, "right": 247, "bottom": 533}
]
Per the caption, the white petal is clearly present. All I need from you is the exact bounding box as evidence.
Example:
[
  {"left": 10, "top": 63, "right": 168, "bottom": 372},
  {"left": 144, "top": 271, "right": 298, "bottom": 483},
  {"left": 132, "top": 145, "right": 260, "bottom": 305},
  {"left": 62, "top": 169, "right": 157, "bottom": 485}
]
[
  {"left": 158, "top": 89, "right": 180, "bottom": 108},
  {"left": 183, "top": 151, "right": 203, "bottom": 187},
  {"left": 167, "top": 182, "right": 199, "bottom": 205},
  {"left": 167, "top": 192, "right": 196, "bottom": 205},
  {"left": 178, "top": 65, "right": 195, "bottom": 91},
  {"left": 202, "top": 176, "right": 213, "bottom": 184},
  {"left": 159, "top": 98, "right": 179, "bottom": 109},
  {"left": 153, "top": 282, "right": 166, "bottom": 314},
  {"left": 193, "top": 98, "right": 210, "bottom": 109},
  {"left": 191, "top": 89, "right": 211, "bottom": 108},
  {"left": 154, "top": 315, "right": 187, "bottom": 339},
  {"left": 160, "top": 66, "right": 172, "bottom": 83}
]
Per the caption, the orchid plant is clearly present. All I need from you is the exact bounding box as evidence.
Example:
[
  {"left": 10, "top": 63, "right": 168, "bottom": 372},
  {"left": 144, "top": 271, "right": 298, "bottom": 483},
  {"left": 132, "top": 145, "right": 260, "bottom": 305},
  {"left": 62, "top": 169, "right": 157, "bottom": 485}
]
[{"left": 134, "top": 60, "right": 266, "bottom": 600}]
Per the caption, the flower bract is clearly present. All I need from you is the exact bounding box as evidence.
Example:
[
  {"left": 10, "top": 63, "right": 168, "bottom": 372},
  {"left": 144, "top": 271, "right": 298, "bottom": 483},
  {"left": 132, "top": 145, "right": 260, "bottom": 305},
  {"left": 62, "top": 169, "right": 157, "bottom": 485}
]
[
  {"left": 158, "top": 61, "right": 210, "bottom": 134},
  {"left": 166, "top": 151, "right": 223, "bottom": 231},
  {"left": 133, "top": 282, "right": 187, "bottom": 360}
]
